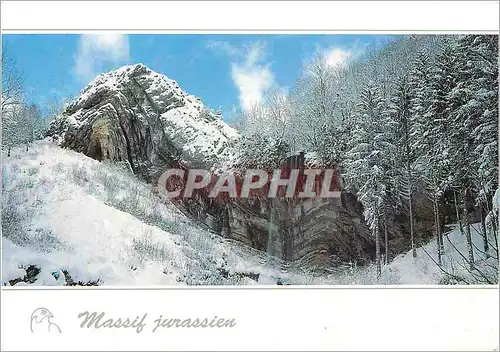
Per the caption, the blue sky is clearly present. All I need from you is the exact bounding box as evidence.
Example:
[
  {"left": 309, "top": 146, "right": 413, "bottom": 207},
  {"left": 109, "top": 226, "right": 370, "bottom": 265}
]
[{"left": 2, "top": 34, "right": 395, "bottom": 122}]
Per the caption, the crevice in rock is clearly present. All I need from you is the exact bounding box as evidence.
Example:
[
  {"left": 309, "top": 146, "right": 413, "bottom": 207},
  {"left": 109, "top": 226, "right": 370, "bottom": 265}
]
[
  {"left": 117, "top": 120, "right": 136, "bottom": 173},
  {"left": 88, "top": 138, "right": 103, "bottom": 161}
]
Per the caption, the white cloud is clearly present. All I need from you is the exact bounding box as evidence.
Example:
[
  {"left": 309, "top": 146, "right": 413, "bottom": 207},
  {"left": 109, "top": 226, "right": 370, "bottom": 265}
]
[
  {"left": 74, "top": 34, "right": 130, "bottom": 82},
  {"left": 208, "top": 41, "right": 275, "bottom": 111},
  {"left": 231, "top": 43, "right": 274, "bottom": 111},
  {"left": 323, "top": 47, "right": 352, "bottom": 68},
  {"left": 231, "top": 64, "right": 274, "bottom": 111}
]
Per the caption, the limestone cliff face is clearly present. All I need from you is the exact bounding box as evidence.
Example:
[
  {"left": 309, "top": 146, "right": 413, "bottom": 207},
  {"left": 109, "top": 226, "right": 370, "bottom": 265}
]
[
  {"left": 47, "top": 64, "right": 238, "bottom": 179},
  {"left": 47, "top": 64, "right": 438, "bottom": 268}
]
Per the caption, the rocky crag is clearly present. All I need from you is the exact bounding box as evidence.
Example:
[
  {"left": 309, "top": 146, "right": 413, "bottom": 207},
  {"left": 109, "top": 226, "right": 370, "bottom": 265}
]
[{"left": 47, "top": 64, "right": 439, "bottom": 268}]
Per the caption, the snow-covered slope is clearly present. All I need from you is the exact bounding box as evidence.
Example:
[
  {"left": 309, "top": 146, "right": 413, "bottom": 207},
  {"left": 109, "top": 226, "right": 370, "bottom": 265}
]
[
  {"left": 334, "top": 223, "right": 499, "bottom": 285},
  {"left": 1, "top": 141, "right": 306, "bottom": 286},
  {"left": 2, "top": 141, "right": 498, "bottom": 286}
]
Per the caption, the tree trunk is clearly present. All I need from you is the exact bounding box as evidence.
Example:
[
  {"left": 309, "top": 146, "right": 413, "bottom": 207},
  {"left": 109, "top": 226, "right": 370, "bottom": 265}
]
[
  {"left": 375, "top": 211, "right": 381, "bottom": 277},
  {"left": 384, "top": 210, "right": 389, "bottom": 265},
  {"left": 433, "top": 197, "right": 442, "bottom": 265},
  {"left": 480, "top": 183, "right": 498, "bottom": 257},
  {"left": 409, "top": 191, "right": 416, "bottom": 258},
  {"left": 491, "top": 209, "right": 499, "bottom": 258},
  {"left": 480, "top": 206, "right": 489, "bottom": 258},
  {"left": 454, "top": 191, "right": 463, "bottom": 234},
  {"left": 462, "top": 189, "right": 474, "bottom": 269},
  {"left": 436, "top": 198, "right": 444, "bottom": 254}
]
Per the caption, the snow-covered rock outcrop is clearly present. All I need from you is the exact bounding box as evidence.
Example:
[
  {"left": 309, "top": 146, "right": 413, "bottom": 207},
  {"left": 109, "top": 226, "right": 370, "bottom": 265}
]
[{"left": 47, "top": 64, "right": 239, "bottom": 179}]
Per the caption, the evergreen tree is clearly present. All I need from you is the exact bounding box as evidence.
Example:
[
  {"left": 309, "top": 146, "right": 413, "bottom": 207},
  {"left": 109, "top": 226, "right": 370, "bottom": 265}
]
[
  {"left": 388, "top": 74, "right": 419, "bottom": 258},
  {"left": 449, "top": 35, "right": 499, "bottom": 260},
  {"left": 409, "top": 51, "right": 447, "bottom": 263},
  {"left": 346, "top": 82, "right": 396, "bottom": 276}
]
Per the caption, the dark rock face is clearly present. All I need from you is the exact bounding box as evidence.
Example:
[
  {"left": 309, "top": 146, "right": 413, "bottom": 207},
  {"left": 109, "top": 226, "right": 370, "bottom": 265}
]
[
  {"left": 8, "top": 264, "right": 40, "bottom": 285},
  {"left": 6, "top": 266, "right": 99, "bottom": 286},
  {"left": 47, "top": 64, "right": 439, "bottom": 269}
]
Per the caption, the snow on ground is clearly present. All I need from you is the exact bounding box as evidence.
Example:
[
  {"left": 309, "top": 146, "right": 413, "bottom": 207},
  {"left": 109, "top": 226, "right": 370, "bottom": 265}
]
[
  {"left": 1, "top": 140, "right": 303, "bottom": 286},
  {"left": 1, "top": 141, "right": 498, "bottom": 286},
  {"left": 334, "top": 223, "right": 499, "bottom": 285}
]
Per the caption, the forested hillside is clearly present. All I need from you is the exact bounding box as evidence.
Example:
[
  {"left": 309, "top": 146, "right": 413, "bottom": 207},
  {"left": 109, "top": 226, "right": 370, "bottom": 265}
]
[{"left": 234, "top": 35, "right": 499, "bottom": 276}]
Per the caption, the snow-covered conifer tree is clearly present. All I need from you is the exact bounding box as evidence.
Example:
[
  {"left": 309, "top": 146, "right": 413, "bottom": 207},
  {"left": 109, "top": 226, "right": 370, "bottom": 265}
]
[{"left": 346, "top": 82, "right": 396, "bottom": 276}]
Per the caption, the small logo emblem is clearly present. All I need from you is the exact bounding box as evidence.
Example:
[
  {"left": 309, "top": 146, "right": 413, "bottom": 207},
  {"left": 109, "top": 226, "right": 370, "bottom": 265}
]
[{"left": 30, "top": 307, "right": 62, "bottom": 334}]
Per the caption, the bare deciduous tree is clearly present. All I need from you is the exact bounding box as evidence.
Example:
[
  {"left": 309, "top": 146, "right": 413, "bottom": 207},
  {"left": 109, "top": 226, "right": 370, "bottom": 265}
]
[{"left": 1, "top": 53, "right": 25, "bottom": 111}]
